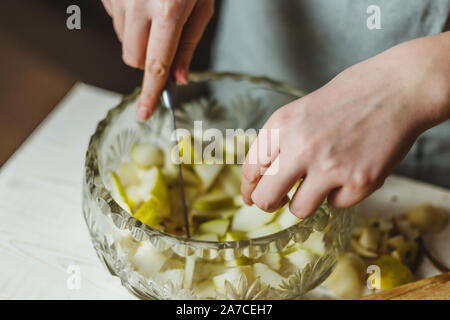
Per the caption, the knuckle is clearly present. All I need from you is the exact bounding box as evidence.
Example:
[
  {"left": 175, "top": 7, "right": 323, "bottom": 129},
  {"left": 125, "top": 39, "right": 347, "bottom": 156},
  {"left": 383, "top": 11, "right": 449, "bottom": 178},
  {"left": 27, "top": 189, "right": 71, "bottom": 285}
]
[
  {"left": 145, "top": 58, "right": 167, "bottom": 78},
  {"left": 128, "top": 0, "right": 145, "bottom": 12},
  {"left": 252, "top": 194, "right": 277, "bottom": 213},
  {"left": 319, "top": 155, "right": 342, "bottom": 175},
  {"left": 349, "top": 169, "right": 374, "bottom": 192}
]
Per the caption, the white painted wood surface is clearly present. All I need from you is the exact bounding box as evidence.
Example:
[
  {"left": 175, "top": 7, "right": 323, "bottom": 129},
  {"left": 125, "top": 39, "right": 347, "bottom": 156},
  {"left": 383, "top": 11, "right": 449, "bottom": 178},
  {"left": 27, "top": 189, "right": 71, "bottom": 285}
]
[
  {"left": 0, "top": 83, "right": 448, "bottom": 299},
  {"left": 0, "top": 84, "right": 134, "bottom": 299}
]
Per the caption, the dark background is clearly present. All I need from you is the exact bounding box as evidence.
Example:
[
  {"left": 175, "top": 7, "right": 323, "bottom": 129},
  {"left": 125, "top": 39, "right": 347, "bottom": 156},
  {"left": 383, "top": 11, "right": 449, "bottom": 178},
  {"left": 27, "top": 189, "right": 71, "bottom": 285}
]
[{"left": 0, "top": 0, "right": 221, "bottom": 167}]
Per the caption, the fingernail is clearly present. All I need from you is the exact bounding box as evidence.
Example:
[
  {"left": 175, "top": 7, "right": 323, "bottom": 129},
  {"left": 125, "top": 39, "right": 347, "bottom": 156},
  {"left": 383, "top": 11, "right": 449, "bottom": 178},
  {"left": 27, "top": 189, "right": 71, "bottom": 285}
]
[{"left": 137, "top": 105, "right": 150, "bottom": 121}]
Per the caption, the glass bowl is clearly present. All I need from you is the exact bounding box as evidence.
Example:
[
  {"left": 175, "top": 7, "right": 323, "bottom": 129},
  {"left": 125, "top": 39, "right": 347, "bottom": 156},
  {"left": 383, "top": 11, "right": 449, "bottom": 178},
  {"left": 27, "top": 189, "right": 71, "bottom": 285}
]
[{"left": 83, "top": 71, "right": 355, "bottom": 300}]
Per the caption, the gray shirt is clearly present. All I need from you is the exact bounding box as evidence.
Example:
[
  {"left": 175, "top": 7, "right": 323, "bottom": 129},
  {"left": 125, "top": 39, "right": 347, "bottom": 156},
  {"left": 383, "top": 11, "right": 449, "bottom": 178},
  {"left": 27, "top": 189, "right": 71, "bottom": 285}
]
[{"left": 212, "top": 0, "right": 450, "bottom": 188}]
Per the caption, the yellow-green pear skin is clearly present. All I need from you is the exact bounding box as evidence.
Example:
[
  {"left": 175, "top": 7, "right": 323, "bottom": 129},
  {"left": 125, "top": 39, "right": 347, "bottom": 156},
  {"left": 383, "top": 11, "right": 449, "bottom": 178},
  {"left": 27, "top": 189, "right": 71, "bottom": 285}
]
[
  {"left": 405, "top": 203, "right": 449, "bottom": 233},
  {"left": 199, "top": 219, "right": 230, "bottom": 237},
  {"left": 133, "top": 197, "right": 163, "bottom": 227},
  {"left": 375, "top": 255, "right": 415, "bottom": 290},
  {"left": 326, "top": 253, "right": 366, "bottom": 299},
  {"left": 191, "top": 193, "right": 236, "bottom": 211},
  {"left": 193, "top": 233, "right": 219, "bottom": 241},
  {"left": 110, "top": 171, "right": 133, "bottom": 212}
]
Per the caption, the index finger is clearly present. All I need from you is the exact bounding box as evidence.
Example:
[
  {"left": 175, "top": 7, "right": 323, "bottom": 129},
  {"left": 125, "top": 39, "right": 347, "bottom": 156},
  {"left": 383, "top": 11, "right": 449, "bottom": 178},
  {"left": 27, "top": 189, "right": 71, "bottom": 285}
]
[
  {"left": 241, "top": 126, "right": 280, "bottom": 205},
  {"left": 137, "top": 19, "right": 185, "bottom": 120}
]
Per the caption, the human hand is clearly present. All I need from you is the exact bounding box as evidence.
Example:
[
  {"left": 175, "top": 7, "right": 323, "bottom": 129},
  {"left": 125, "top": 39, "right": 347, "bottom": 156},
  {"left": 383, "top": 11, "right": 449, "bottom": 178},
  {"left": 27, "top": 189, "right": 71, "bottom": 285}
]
[
  {"left": 101, "top": 0, "right": 214, "bottom": 120},
  {"left": 241, "top": 32, "right": 450, "bottom": 218}
]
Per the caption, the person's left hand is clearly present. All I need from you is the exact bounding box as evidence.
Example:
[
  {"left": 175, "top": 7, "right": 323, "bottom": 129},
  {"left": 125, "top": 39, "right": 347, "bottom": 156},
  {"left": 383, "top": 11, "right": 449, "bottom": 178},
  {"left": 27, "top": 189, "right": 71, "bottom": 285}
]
[{"left": 241, "top": 32, "right": 450, "bottom": 219}]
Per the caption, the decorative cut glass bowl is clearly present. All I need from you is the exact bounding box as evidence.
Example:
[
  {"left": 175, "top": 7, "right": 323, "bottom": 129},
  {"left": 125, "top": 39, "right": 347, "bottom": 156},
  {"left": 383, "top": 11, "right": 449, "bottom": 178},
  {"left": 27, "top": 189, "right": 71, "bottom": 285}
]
[{"left": 83, "top": 71, "right": 355, "bottom": 299}]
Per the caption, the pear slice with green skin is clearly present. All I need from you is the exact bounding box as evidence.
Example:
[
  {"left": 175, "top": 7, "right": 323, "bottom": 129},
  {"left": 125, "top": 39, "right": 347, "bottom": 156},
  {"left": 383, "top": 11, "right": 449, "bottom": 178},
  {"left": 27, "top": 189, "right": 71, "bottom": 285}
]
[
  {"left": 225, "top": 231, "right": 247, "bottom": 241},
  {"left": 135, "top": 167, "right": 171, "bottom": 218},
  {"left": 258, "top": 253, "right": 282, "bottom": 271},
  {"left": 375, "top": 255, "right": 415, "bottom": 290},
  {"left": 131, "top": 142, "right": 164, "bottom": 169},
  {"left": 193, "top": 233, "right": 219, "bottom": 241},
  {"left": 231, "top": 205, "right": 278, "bottom": 232},
  {"left": 177, "top": 135, "right": 202, "bottom": 165},
  {"left": 247, "top": 222, "right": 281, "bottom": 239},
  {"left": 325, "top": 252, "right": 366, "bottom": 299},
  {"left": 191, "top": 193, "right": 236, "bottom": 212},
  {"left": 224, "top": 256, "right": 253, "bottom": 267},
  {"left": 110, "top": 171, "right": 133, "bottom": 212},
  {"left": 199, "top": 219, "right": 230, "bottom": 237},
  {"left": 133, "top": 196, "right": 164, "bottom": 227},
  {"left": 253, "top": 262, "right": 284, "bottom": 289}
]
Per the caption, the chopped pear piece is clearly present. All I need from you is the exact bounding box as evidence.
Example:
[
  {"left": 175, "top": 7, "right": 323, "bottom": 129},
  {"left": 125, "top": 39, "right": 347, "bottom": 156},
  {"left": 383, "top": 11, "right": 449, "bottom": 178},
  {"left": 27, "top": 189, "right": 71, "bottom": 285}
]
[
  {"left": 225, "top": 231, "right": 247, "bottom": 241},
  {"left": 387, "top": 235, "right": 406, "bottom": 249},
  {"left": 258, "top": 253, "right": 282, "bottom": 271},
  {"left": 131, "top": 142, "right": 164, "bottom": 169},
  {"left": 194, "top": 233, "right": 219, "bottom": 241},
  {"left": 405, "top": 203, "right": 449, "bottom": 234},
  {"left": 196, "top": 280, "right": 216, "bottom": 298},
  {"left": 159, "top": 268, "right": 185, "bottom": 288},
  {"left": 193, "top": 163, "right": 223, "bottom": 190},
  {"left": 116, "top": 162, "right": 140, "bottom": 187},
  {"left": 224, "top": 256, "right": 252, "bottom": 267},
  {"left": 247, "top": 222, "right": 281, "bottom": 239},
  {"left": 135, "top": 167, "right": 171, "bottom": 217},
  {"left": 178, "top": 135, "right": 201, "bottom": 164},
  {"left": 276, "top": 207, "right": 302, "bottom": 229},
  {"left": 301, "top": 231, "right": 326, "bottom": 256},
  {"left": 231, "top": 205, "right": 277, "bottom": 232},
  {"left": 211, "top": 166, "right": 241, "bottom": 196},
  {"left": 223, "top": 132, "right": 257, "bottom": 164},
  {"left": 284, "top": 246, "right": 316, "bottom": 269},
  {"left": 131, "top": 242, "right": 168, "bottom": 278},
  {"left": 212, "top": 266, "right": 254, "bottom": 294},
  {"left": 233, "top": 195, "right": 245, "bottom": 207},
  {"left": 133, "top": 196, "right": 164, "bottom": 227},
  {"left": 111, "top": 228, "right": 139, "bottom": 256},
  {"left": 375, "top": 255, "right": 415, "bottom": 290},
  {"left": 199, "top": 219, "right": 230, "bottom": 237},
  {"left": 391, "top": 241, "right": 419, "bottom": 268},
  {"left": 326, "top": 252, "right": 366, "bottom": 299},
  {"left": 192, "top": 193, "right": 236, "bottom": 211},
  {"left": 359, "top": 226, "right": 380, "bottom": 251},
  {"left": 253, "top": 263, "right": 284, "bottom": 289},
  {"left": 110, "top": 171, "right": 133, "bottom": 212}
]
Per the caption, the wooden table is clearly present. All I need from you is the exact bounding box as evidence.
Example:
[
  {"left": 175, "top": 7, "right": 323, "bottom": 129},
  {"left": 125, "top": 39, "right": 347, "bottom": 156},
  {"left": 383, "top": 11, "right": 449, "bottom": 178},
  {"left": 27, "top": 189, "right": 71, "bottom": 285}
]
[{"left": 1, "top": 83, "right": 448, "bottom": 299}]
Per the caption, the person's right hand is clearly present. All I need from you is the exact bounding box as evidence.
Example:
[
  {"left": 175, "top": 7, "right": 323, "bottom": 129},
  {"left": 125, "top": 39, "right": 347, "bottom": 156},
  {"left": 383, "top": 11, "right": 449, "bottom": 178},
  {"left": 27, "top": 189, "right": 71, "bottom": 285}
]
[{"left": 101, "top": 0, "right": 214, "bottom": 120}]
